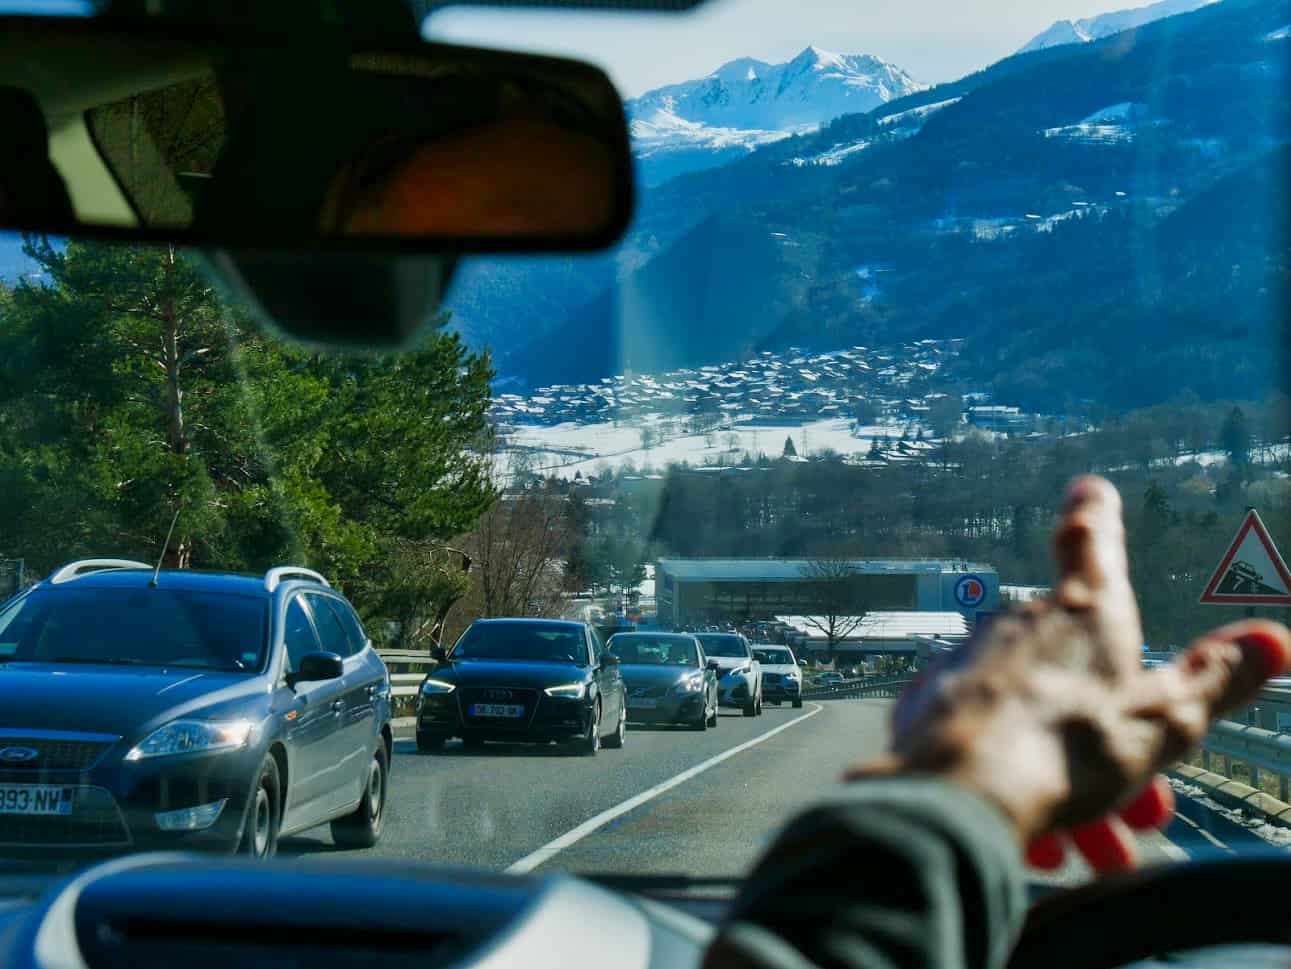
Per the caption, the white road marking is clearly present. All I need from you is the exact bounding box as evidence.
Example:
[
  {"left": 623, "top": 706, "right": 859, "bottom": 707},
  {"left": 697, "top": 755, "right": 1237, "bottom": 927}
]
[
  {"left": 1172, "top": 811, "right": 1231, "bottom": 851},
  {"left": 1143, "top": 830, "right": 1189, "bottom": 862},
  {"left": 506, "top": 703, "right": 826, "bottom": 873}
]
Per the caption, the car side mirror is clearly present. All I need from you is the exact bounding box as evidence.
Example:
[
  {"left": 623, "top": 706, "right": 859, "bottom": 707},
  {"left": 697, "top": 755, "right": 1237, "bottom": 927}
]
[
  {"left": 602, "top": 652, "right": 620, "bottom": 667},
  {"left": 430, "top": 646, "right": 448, "bottom": 663},
  {"left": 706, "top": 659, "right": 722, "bottom": 672},
  {"left": 295, "top": 651, "right": 344, "bottom": 683},
  {"left": 798, "top": 659, "right": 809, "bottom": 667}
]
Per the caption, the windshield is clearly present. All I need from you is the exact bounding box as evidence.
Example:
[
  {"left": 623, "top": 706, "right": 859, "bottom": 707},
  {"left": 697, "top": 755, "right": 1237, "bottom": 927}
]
[
  {"left": 608, "top": 634, "right": 699, "bottom": 665},
  {"left": 450, "top": 623, "right": 588, "bottom": 664},
  {"left": 695, "top": 634, "right": 750, "bottom": 658},
  {"left": 0, "top": 0, "right": 1288, "bottom": 903},
  {"left": 756, "top": 648, "right": 795, "bottom": 665},
  {"left": 0, "top": 587, "right": 267, "bottom": 671}
]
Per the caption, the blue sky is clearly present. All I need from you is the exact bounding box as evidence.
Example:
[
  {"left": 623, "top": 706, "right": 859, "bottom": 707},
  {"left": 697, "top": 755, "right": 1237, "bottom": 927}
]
[{"left": 426, "top": 0, "right": 1151, "bottom": 97}]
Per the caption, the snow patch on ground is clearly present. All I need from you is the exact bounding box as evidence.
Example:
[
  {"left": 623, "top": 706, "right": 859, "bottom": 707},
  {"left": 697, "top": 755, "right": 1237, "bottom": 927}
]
[
  {"left": 876, "top": 96, "right": 961, "bottom": 128},
  {"left": 1169, "top": 778, "right": 1291, "bottom": 850},
  {"left": 789, "top": 139, "right": 870, "bottom": 167},
  {"left": 1043, "top": 103, "right": 1147, "bottom": 144},
  {"left": 502, "top": 417, "right": 924, "bottom": 480}
]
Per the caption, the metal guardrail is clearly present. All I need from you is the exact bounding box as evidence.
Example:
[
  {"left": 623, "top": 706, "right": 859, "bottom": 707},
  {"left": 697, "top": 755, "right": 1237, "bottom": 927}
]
[
  {"left": 801, "top": 675, "right": 913, "bottom": 701},
  {"left": 377, "top": 649, "right": 437, "bottom": 718},
  {"left": 1199, "top": 720, "right": 1291, "bottom": 802}
]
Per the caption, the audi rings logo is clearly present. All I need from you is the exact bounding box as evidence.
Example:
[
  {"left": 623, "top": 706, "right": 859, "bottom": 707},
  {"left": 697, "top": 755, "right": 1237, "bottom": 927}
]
[
  {"left": 483, "top": 689, "right": 513, "bottom": 702},
  {"left": 0, "top": 746, "right": 40, "bottom": 764}
]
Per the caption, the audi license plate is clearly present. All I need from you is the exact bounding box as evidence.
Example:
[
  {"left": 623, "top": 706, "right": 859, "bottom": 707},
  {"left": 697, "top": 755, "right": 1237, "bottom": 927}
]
[
  {"left": 0, "top": 784, "right": 73, "bottom": 816},
  {"left": 629, "top": 698, "right": 658, "bottom": 709},
  {"left": 470, "top": 703, "right": 525, "bottom": 719}
]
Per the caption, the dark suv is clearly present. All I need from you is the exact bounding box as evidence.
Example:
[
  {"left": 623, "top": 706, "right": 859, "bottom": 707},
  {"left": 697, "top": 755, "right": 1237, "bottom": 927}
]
[{"left": 0, "top": 559, "right": 392, "bottom": 858}]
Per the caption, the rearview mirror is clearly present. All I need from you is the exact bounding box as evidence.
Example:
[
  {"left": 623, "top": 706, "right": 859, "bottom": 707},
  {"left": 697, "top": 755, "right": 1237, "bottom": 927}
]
[
  {"left": 430, "top": 647, "right": 448, "bottom": 663},
  {"left": 0, "top": 17, "right": 633, "bottom": 253},
  {"left": 295, "top": 651, "right": 344, "bottom": 683}
]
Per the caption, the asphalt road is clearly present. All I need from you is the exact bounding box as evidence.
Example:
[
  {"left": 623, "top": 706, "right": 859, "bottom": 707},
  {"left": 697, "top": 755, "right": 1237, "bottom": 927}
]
[
  {"left": 279, "top": 696, "right": 1271, "bottom": 878},
  {"left": 280, "top": 697, "right": 891, "bottom": 873}
]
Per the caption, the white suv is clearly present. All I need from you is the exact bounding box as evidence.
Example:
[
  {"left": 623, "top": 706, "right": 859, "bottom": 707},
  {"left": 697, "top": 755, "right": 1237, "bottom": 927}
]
[
  {"left": 752, "top": 644, "right": 803, "bottom": 709},
  {"left": 695, "top": 633, "right": 762, "bottom": 717}
]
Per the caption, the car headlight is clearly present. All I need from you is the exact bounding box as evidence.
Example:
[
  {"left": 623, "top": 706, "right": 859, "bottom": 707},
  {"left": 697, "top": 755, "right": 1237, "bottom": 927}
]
[
  {"left": 125, "top": 720, "right": 254, "bottom": 761},
  {"left": 544, "top": 682, "right": 586, "bottom": 699},
  {"left": 421, "top": 678, "right": 456, "bottom": 695},
  {"left": 672, "top": 674, "right": 705, "bottom": 694}
]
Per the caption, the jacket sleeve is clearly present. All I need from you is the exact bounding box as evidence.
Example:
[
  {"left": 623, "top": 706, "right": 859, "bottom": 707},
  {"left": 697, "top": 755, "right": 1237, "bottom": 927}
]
[{"left": 702, "top": 777, "right": 1028, "bottom": 969}]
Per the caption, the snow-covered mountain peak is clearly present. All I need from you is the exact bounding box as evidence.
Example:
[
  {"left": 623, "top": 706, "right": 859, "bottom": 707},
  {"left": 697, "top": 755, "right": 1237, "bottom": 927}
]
[
  {"left": 626, "top": 47, "right": 924, "bottom": 185},
  {"left": 1018, "top": 0, "right": 1219, "bottom": 53}
]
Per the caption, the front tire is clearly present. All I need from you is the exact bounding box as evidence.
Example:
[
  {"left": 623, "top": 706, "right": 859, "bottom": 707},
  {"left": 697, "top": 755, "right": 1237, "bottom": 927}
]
[
  {"left": 331, "top": 745, "right": 387, "bottom": 849},
  {"left": 240, "top": 755, "right": 281, "bottom": 860},
  {"left": 416, "top": 732, "right": 445, "bottom": 754},
  {"left": 792, "top": 697, "right": 803, "bottom": 709},
  {"left": 742, "top": 696, "right": 756, "bottom": 717},
  {"left": 688, "top": 704, "right": 708, "bottom": 731},
  {"left": 573, "top": 702, "right": 601, "bottom": 756},
  {"left": 603, "top": 703, "right": 626, "bottom": 749},
  {"left": 755, "top": 692, "right": 764, "bottom": 716}
]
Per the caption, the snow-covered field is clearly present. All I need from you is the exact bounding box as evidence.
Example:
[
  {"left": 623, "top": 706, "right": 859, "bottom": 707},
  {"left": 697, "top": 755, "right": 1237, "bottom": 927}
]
[{"left": 501, "top": 417, "right": 924, "bottom": 480}]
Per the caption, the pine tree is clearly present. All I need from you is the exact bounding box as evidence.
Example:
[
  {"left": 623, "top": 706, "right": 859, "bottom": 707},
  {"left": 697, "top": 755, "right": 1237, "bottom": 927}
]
[
  {"left": 0, "top": 238, "right": 496, "bottom": 627},
  {"left": 783, "top": 436, "right": 797, "bottom": 457},
  {"left": 1220, "top": 406, "right": 1251, "bottom": 467}
]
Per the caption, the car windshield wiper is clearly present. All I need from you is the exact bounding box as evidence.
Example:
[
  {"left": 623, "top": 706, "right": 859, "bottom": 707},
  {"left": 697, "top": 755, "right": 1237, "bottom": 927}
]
[{"left": 46, "top": 656, "right": 150, "bottom": 666}]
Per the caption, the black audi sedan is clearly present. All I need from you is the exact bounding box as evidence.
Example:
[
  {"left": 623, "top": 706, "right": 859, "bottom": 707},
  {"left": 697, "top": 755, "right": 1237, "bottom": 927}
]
[
  {"left": 606, "top": 633, "right": 719, "bottom": 730},
  {"left": 0, "top": 559, "right": 392, "bottom": 858},
  {"left": 415, "top": 619, "right": 626, "bottom": 755}
]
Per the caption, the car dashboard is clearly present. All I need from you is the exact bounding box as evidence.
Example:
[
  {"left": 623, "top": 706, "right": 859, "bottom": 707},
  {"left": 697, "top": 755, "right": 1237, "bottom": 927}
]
[{"left": 0, "top": 855, "right": 716, "bottom": 969}]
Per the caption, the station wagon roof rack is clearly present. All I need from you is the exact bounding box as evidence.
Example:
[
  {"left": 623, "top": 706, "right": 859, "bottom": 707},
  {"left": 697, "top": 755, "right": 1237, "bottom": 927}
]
[
  {"left": 264, "top": 566, "right": 331, "bottom": 593},
  {"left": 48, "top": 558, "right": 151, "bottom": 584}
]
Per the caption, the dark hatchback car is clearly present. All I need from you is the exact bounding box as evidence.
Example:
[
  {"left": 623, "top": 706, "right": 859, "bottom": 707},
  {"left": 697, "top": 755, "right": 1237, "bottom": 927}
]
[
  {"left": 416, "top": 619, "right": 626, "bottom": 755},
  {"left": 607, "top": 633, "right": 719, "bottom": 730},
  {"left": 0, "top": 560, "right": 392, "bottom": 858}
]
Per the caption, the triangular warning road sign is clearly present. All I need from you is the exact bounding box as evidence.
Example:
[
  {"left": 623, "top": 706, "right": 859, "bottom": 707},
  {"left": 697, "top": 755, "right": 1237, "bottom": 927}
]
[{"left": 1200, "top": 509, "right": 1291, "bottom": 606}]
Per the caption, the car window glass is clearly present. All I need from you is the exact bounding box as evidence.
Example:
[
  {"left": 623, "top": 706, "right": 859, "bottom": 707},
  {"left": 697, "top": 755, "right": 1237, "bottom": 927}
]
[
  {"left": 608, "top": 635, "right": 700, "bottom": 666},
  {"left": 305, "top": 593, "right": 354, "bottom": 658},
  {"left": 328, "top": 599, "right": 368, "bottom": 655},
  {"left": 696, "top": 634, "right": 749, "bottom": 658},
  {"left": 0, "top": 594, "right": 33, "bottom": 658},
  {"left": 283, "top": 597, "right": 321, "bottom": 672},
  {"left": 7, "top": 587, "right": 266, "bottom": 671},
  {"left": 451, "top": 624, "right": 588, "bottom": 663}
]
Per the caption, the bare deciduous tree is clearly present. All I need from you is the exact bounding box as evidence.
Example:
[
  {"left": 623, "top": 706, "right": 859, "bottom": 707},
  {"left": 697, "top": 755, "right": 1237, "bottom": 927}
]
[
  {"left": 466, "top": 484, "right": 575, "bottom": 619},
  {"left": 798, "top": 559, "right": 866, "bottom": 652}
]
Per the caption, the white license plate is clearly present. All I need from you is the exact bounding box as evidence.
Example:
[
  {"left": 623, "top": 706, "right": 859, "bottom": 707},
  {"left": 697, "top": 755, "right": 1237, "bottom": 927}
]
[
  {"left": 0, "top": 784, "right": 73, "bottom": 816},
  {"left": 470, "top": 703, "right": 525, "bottom": 719},
  {"left": 629, "top": 698, "right": 658, "bottom": 709}
]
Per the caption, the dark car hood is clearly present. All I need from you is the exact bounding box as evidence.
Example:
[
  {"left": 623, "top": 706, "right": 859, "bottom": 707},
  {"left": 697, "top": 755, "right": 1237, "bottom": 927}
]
[
  {"left": 0, "top": 663, "right": 262, "bottom": 737},
  {"left": 618, "top": 664, "right": 699, "bottom": 689},
  {"left": 439, "top": 659, "right": 590, "bottom": 690}
]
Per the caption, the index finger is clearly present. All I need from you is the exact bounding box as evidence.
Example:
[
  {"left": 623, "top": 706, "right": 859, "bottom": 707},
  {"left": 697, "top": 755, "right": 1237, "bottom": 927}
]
[{"left": 1051, "top": 476, "right": 1143, "bottom": 677}]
